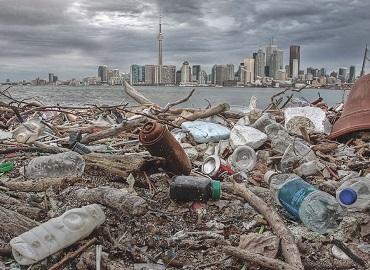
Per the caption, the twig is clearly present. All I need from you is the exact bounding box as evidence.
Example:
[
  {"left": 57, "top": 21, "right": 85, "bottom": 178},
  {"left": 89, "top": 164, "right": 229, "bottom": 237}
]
[
  {"left": 160, "top": 88, "right": 195, "bottom": 113},
  {"left": 48, "top": 238, "right": 97, "bottom": 270},
  {"left": 224, "top": 246, "right": 299, "bottom": 270},
  {"left": 332, "top": 239, "right": 367, "bottom": 268}
]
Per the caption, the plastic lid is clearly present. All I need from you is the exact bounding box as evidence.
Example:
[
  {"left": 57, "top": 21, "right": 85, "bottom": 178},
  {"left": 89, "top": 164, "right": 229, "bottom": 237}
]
[
  {"left": 211, "top": 180, "right": 221, "bottom": 200},
  {"left": 339, "top": 188, "right": 357, "bottom": 205},
  {"left": 264, "top": 170, "right": 277, "bottom": 184}
]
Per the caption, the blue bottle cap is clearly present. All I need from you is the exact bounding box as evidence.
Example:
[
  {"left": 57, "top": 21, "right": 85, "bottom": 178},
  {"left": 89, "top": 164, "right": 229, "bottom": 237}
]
[{"left": 339, "top": 188, "right": 357, "bottom": 205}]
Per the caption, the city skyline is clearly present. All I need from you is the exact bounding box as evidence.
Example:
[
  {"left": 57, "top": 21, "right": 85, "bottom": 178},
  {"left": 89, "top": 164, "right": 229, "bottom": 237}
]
[{"left": 0, "top": 0, "right": 369, "bottom": 81}]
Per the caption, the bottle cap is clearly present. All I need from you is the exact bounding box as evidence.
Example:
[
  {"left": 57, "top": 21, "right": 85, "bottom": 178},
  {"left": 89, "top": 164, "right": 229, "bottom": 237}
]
[
  {"left": 211, "top": 180, "right": 221, "bottom": 200},
  {"left": 264, "top": 170, "right": 277, "bottom": 184},
  {"left": 339, "top": 188, "right": 357, "bottom": 205}
]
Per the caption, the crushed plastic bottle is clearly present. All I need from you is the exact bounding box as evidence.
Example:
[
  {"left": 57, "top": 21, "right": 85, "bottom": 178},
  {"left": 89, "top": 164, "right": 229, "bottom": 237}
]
[
  {"left": 170, "top": 176, "right": 221, "bottom": 202},
  {"left": 22, "top": 152, "right": 85, "bottom": 179},
  {"left": 336, "top": 177, "right": 370, "bottom": 211},
  {"left": 10, "top": 204, "right": 105, "bottom": 265},
  {"left": 12, "top": 118, "right": 46, "bottom": 144},
  {"left": 280, "top": 140, "right": 317, "bottom": 172},
  {"left": 264, "top": 171, "right": 342, "bottom": 234}
]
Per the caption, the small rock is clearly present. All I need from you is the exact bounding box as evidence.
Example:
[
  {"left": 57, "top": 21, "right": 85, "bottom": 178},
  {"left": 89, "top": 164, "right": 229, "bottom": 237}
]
[{"left": 230, "top": 125, "right": 267, "bottom": 149}]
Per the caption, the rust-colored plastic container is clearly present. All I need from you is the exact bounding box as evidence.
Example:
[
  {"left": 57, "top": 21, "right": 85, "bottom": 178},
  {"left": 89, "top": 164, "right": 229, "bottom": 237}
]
[{"left": 139, "top": 121, "right": 192, "bottom": 175}]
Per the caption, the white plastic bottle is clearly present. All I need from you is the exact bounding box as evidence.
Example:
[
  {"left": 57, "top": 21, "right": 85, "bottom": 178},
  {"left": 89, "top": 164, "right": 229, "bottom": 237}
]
[
  {"left": 10, "top": 204, "right": 105, "bottom": 265},
  {"left": 265, "top": 171, "right": 343, "bottom": 234},
  {"left": 22, "top": 152, "right": 85, "bottom": 179},
  {"left": 336, "top": 177, "right": 370, "bottom": 211}
]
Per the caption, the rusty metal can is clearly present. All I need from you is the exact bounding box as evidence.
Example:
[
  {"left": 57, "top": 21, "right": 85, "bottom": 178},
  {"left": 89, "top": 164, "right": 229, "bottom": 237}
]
[
  {"left": 201, "top": 155, "right": 235, "bottom": 179},
  {"left": 139, "top": 121, "right": 192, "bottom": 175}
]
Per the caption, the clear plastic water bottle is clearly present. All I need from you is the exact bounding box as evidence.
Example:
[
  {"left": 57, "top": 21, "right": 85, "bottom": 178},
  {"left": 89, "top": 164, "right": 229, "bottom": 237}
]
[
  {"left": 22, "top": 152, "right": 85, "bottom": 179},
  {"left": 336, "top": 177, "right": 370, "bottom": 211},
  {"left": 264, "top": 171, "right": 343, "bottom": 234}
]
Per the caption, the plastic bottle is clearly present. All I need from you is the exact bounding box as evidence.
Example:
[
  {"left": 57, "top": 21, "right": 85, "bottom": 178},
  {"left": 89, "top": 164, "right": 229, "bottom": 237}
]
[
  {"left": 10, "top": 204, "right": 105, "bottom": 265},
  {"left": 264, "top": 171, "right": 342, "bottom": 234},
  {"left": 170, "top": 176, "right": 221, "bottom": 202},
  {"left": 22, "top": 152, "right": 85, "bottom": 179},
  {"left": 336, "top": 177, "right": 370, "bottom": 211},
  {"left": 13, "top": 118, "right": 45, "bottom": 144}
]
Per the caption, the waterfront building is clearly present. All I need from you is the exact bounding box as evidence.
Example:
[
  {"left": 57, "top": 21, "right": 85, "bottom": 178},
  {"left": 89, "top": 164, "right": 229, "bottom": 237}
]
[
  {"left": 270, "top": 50, "right": 283, "bottom": 79},
  {"left": 349, "top": 66, "right": 356, "bottom": 82},
  {"left": 98, "top": 65, "right": 108, "bottom": 83},
  {"left": 53, "top": 76, "right": 58, "bottom": 83},
  {"left": 192, "top": 65, "right": 201, "bottom": 82},
  {"left": 48, "top": 73, "right": 54, "bottom": 84},
  {"left": 237, "top": 63, "right": 245, "bottom": 83},
  {"left": 338, "top": 67, "right": 348, "bottom": 82},
  {"left": 320, "top": 68, "right": 327, "bottom": 77},
  {"left": 243, "top": 58, "right": 255, "bottom": 84},
  {"left": 330, "top": 71, "right": 338, "bottom": 78},
  {"left": 226, "top": 64, "right": 235, "bottom": 80},
  {"left": 161, "top": 65, "right": 176, "bottom": 84},
  {"left": 176, "top": 70, "right": 181, "bottom": 84},
  {"left": 180, "top": 61, "right": 192, "bottom": 84},
  {"left": 255, "top": 49, "right": 265, "bottom": 78},
  {"left": 289, "top": 45, "right": 300, "bottom": 78},
  {"left": 212, "top": 65, "right": 226, "bottom": 86},
  {"left": 265, "top": 39, "right": 278, "bottom": 77},
  {"left": 145, "top": 65, "right": 158, "bottom": 85},
  {"left": 130, "top": 65, "right": 145, "bottom": 85},
  {"left": 199, "top": 70, "right": 207, "bottom": 85}
]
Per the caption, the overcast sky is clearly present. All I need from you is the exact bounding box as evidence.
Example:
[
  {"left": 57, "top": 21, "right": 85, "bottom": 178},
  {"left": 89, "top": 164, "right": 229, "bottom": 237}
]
[{"left": 0, "top": 0, "right": 369, "bottom": 81}]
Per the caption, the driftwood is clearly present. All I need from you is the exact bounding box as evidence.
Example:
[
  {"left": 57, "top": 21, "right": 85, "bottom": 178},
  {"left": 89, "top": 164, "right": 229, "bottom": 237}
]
[
  {"left": 81, "top": 116, "right": 146, "bottom": 144},
  {"left": 4, "top": 177, "right": 77, "bottom": 192},
  {"left": 124, "top": 81, "right": 154, "bottom": 105},
  {"left": 160, "top": 88, "right": 195, "bottom": 113},
  {"left": 223, "top": 182, "right": 303, "bottom": 270},
  {"left": 71, "top": 187, "right": 148, "bottom": 216},
  {"left": 175, "top": 103, "right": 230, "bottom": 125},
  {"left": 0, "top": 206, "right": 39, "bottom": 241},
  {"left": 224, "top": 246, "right": 298, "bottom": 270},
  {"left": 84, "top": 153, "right": 164, "bottom": 177},
  {"left": 0, "top": 192, "right": 46, "bottom": 220}
]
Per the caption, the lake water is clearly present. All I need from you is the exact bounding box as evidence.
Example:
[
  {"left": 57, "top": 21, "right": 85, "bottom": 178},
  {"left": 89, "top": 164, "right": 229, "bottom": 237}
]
[{"left": 1, "top": 85, "right": 348, "bottom": 109}]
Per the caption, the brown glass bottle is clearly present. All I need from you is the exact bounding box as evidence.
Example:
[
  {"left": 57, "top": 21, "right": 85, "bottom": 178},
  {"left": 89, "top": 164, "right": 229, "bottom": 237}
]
[{"left": 139, "top": 121, "right": 192, "bottom": 175}]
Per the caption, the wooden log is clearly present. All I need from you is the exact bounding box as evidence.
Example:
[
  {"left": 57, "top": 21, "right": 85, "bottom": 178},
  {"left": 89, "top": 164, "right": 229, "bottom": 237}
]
[
  {"left": 124, "top": 81, "right": 154, "bottom": 105},
  {"left": 0, "top": 193, "right": 46, "bottom": 220},
  {"left": 4, "top": 178, "right": 76, "bottom": 192},
  {"left": 71, "top": 187, "right": 148, "bottom": 216},
  {"left": 223, "top": 182, "right": 303, "bottom": 270},
  {"left": 80, "top": 117, "right": 146, "bottom": 144},
  {"left": 0, "top": 206, "right": 39, "bottom": 241},
  {"left": 224, "top": 246, "right": 299, "bottom": 270},
  {"left": 175, "top": 103, "right": 230, "bottom": 125}
]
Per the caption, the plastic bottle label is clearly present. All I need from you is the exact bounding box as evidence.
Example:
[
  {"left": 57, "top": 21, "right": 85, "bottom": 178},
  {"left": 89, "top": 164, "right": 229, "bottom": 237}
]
[{"left": 278, "top": 177, "right": 316, "bottom": 218}]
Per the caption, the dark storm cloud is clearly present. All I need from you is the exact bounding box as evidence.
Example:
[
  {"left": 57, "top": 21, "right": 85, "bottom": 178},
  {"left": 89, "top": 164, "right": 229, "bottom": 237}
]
[{"left": 0, "top": 0, "right": 369, "bottom": 80}]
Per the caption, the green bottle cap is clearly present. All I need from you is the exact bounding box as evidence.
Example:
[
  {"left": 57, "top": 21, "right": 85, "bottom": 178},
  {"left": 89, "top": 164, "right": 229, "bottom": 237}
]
[
  {"left": 211, "top": 180, "right": 221, "bottom": 200},
  {"left": 0, "top": 162, "right": 14, "bottom": 173}
]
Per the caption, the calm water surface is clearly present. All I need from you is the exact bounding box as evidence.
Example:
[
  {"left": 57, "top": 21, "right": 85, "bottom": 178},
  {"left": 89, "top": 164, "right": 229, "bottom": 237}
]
[{"left": 1, "top": 85, "right": 348, "bottom": 109}]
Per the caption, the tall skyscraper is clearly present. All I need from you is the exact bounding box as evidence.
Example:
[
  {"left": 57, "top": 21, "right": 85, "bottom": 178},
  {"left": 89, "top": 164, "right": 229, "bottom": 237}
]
[
  {"left": 289, "top": 45, "right": 300, "bottom": 78},
  {"left": 48, "top": 73, "right": 54, "bottom": 84},
  {"left": 320, "top": 68, "right": 327, "bottom": 77},
  {"left": 160, "top": 65, "right": 176, "bottom": 84},
  {"left": 144, "top": 65, "right": 157, "bottom": 85},
  {"left": 243, "top": 58, "right": 255, "bottom": 84},
  {"left": 98, "top": 65, "right": 108, "bottom": 83},
  {"left": 226, "top": 64, "right": 235, "bottom": 80},
  {"left": 237, "top": 63, "right": 245, "bottom": 83},
  {"left": 212, "top": 65, "right": 227, "bottom": 86},
  {"left": 192, "top": 65, "right": 201, "bottom": 82},
  {"left": 271, "top": 50, "right": 283, "bottom": 79},
  {"left": 349, "top": 66, "right": 356, "bottom": 82},
  {"left": 255, "top": 49, "right": 266, "bottom": 78},
  {"left": 265, "top": 39, "right": 278, "bottom": 77},
  {"left": 158, "top": 15, "right": 163, "bottom": 66},
  {"left": 130, "top": 65, "right": 145, "bottom": 84},
  {"left": 199, "top": 70, "right": 207, "bottom": 85},
  {"left": 180, "top": 61, "right": 192, "bottom": 83},
  {"left": 338, "top": 67, "right": 348, "bottom": 82}
]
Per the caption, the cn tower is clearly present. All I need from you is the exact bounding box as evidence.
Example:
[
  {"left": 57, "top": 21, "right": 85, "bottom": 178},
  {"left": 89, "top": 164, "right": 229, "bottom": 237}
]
[{"left": 158, "top": 14, "right": 163, "bottom": 66}]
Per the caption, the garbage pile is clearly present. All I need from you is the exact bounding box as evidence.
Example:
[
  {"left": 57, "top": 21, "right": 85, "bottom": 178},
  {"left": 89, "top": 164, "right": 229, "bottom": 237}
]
[{"left": 0, "top": 77, "right": 370, "bottom": 270}]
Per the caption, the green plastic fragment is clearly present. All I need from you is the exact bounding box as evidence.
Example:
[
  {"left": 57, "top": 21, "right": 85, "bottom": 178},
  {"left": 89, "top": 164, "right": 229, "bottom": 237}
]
[{"left": 0, "top": 162, "right": 14, "bottom": 173}]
